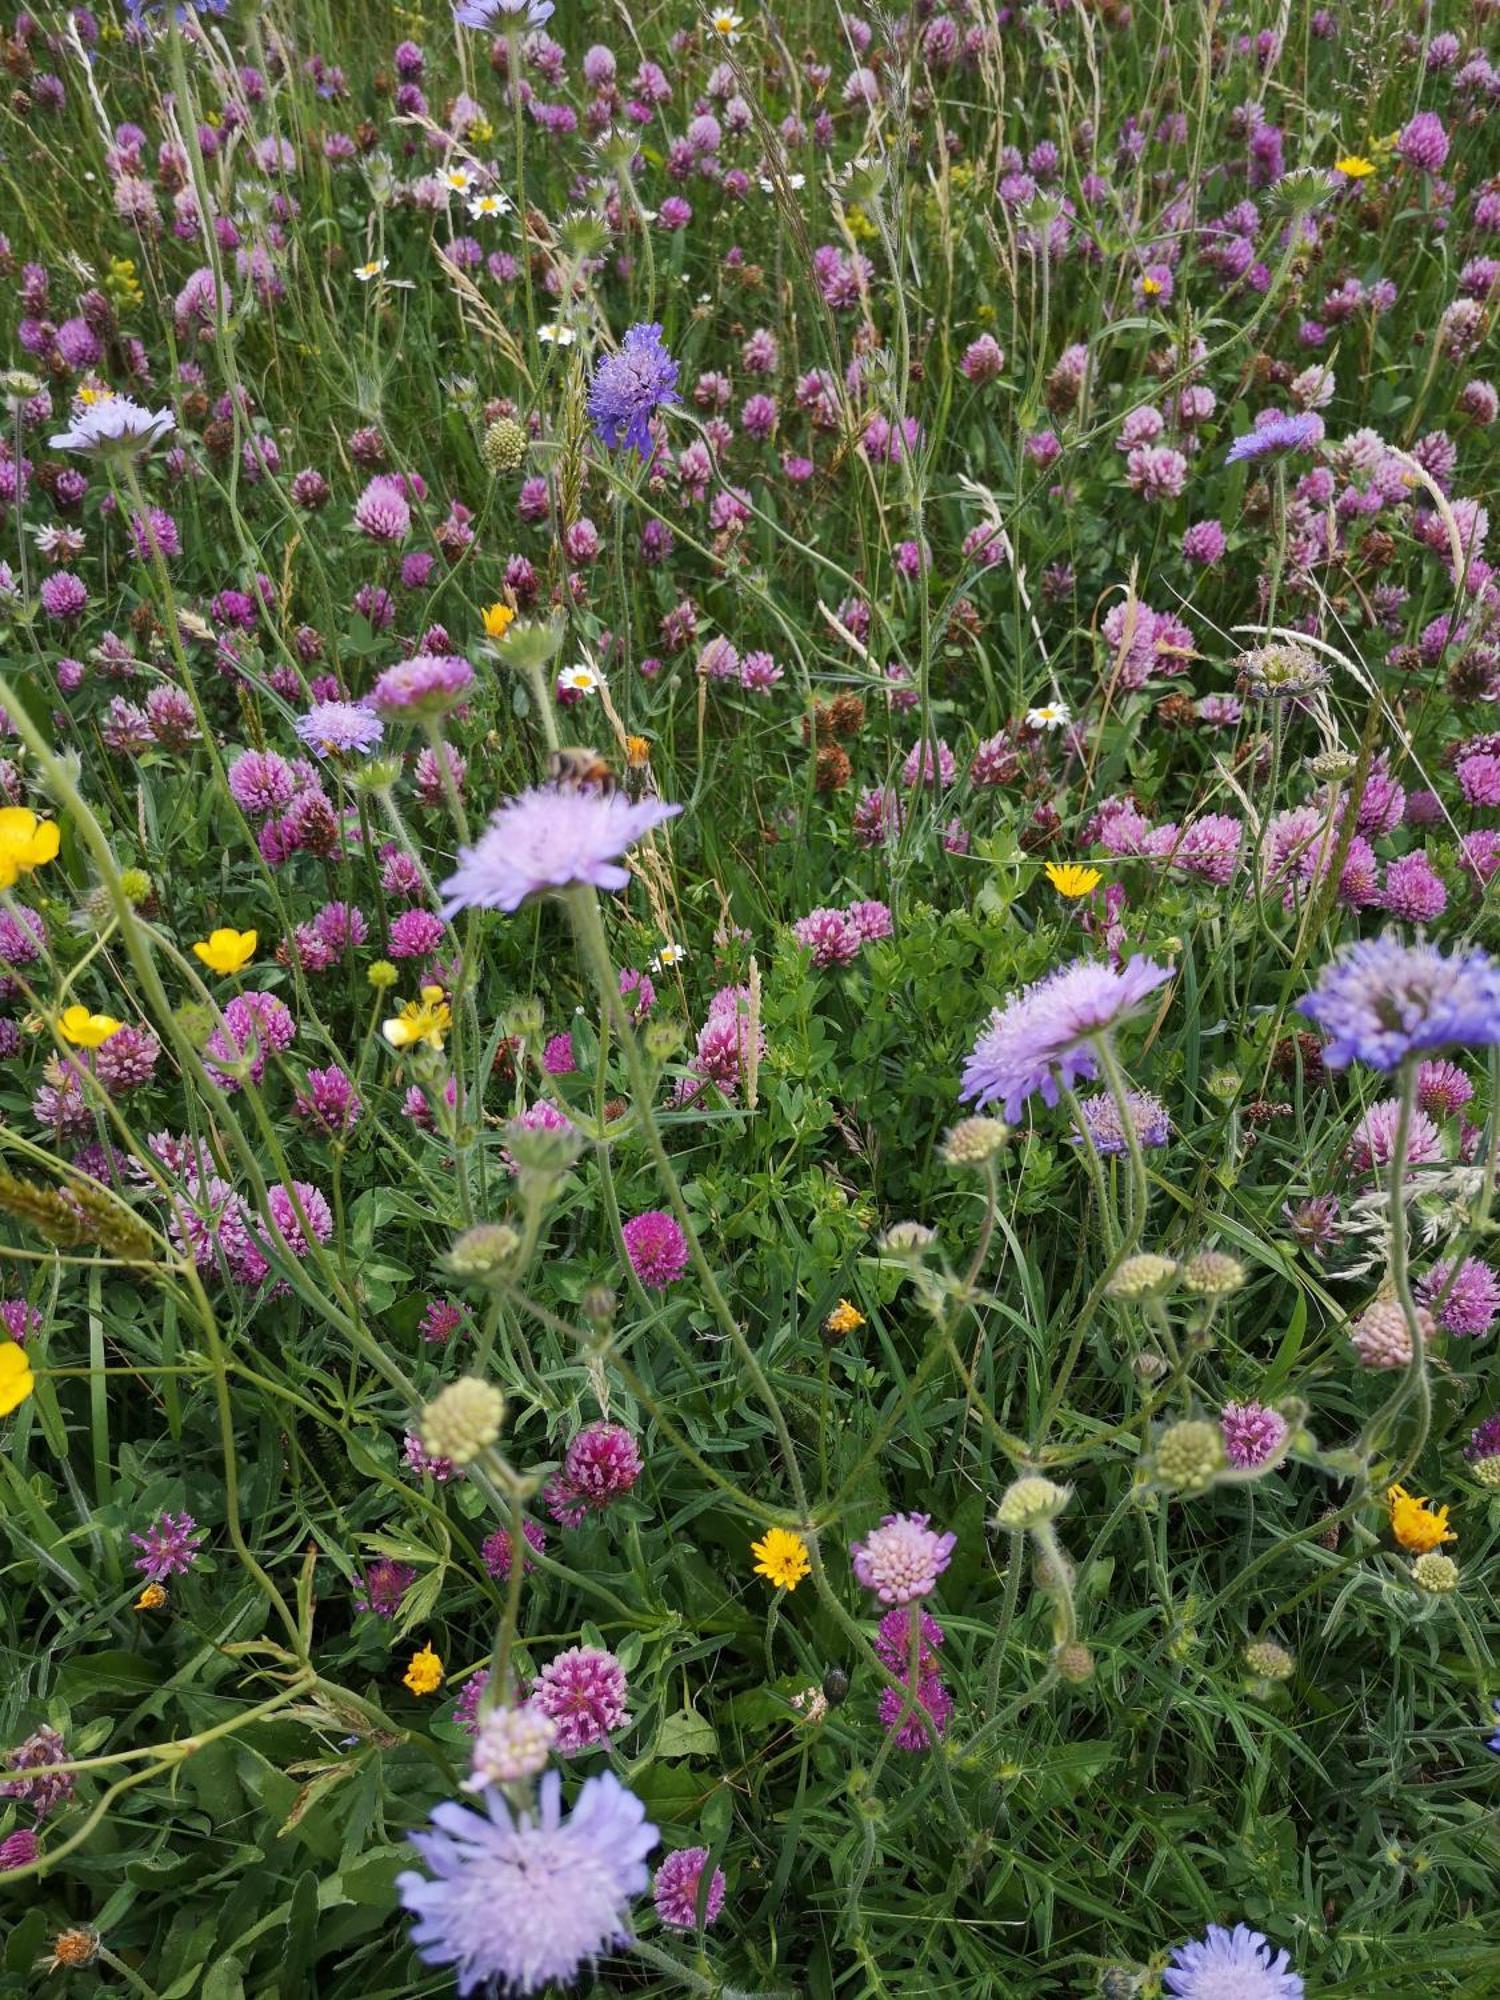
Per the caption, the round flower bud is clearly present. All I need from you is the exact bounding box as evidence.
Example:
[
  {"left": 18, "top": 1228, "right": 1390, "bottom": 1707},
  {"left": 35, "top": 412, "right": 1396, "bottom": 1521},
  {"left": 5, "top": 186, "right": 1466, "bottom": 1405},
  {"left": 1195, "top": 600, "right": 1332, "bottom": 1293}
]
[
  {"left": 1107, "top": 1253, "right": 1178, "bottom": 1299},
  {"left": 118, "top": 867, "right": 153, "bottom": 905},
  {"left": 367, "top": 959, "right": 399, "bottom": 991},
  {"left": 1181, "top": 1250, "right": 1245, "bottom": 1297},
  {"left": 482, "top": 417, "right": 529, "bottom": 474},
  {"left": 1471, "top": 1455, "right": 1500, "bottom": 1490},
  {"left": 1053, "top": 1641, "right": 1095, "bottom": 1684},
  {"left": 581, "top": 1284, "right": 617, "bottom": 1326},
  {"left": 504, "top": 1118, "right": 584, "bottom": 1178},
  {"left": 1411, "top": 1552, "right": 1460, "bottom": 1594},
  {"left": 881, "top": 1221, "right": 937, "bottom": 1256},
  {"left": 1244, "top": 1639, "right": 1294, "bottom": 1681},
  {"left": 994, "top": 1474, "right": 1070, "bottom": 1533},
  {"left": 445, "top": 1223, "right": 522, "bottom": 1280},
  {"left": 420, "top": 1377, "right": 505, "bottom": 1466},
  {"left": 940, "top": 1116, "right": 1009, "bottom": 1166},
  {"left": 505, "top": 998, "right": 546, "bottom": 1040},
  {"left": 1097, "top": 1969, "right": 1144, "bottom": 2000},
  {"left": 1032, "top": 1544, "right": 1074, "bottom": 1596},
  {"left": 1349, "top": 1300, "right": 1432, "bottom": 1372},
  {"left": 643, "top": 1020, "right": 684, "bottom": 1062},
  {"left": 464, "top": 1702, "right": 556, "bottom": 1788},
  {"left": 1153, "top": 1419, "right": 1226, "bottom": 1494}
]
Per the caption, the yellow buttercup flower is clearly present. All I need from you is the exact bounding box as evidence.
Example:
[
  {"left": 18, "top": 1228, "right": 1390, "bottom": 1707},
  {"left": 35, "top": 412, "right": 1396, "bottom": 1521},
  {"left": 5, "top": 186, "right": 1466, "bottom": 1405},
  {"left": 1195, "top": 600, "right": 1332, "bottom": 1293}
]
[
  {"left": 1335, "top": 155, "right": 1376, "bottom": 180},
  {"left": 58, "top": 1004, "right": 124, "bottom": 1048},
  {"left": 824, "top": 1299, "right": 866, "bottom": 1336},
  {"left": 0, "top": 1341, "right": 34, "bottom": 1417},
  {"left": 1387, "top": 1483, "right": 1455, "bottom": 1554},
  {"left": 482, "top": 601, "right": 515, "bottom": 640},
  {"left": 403, "top": 1644, "right": 445, "bottom": 1695},
  {"left": 383, "top": 985, "right": 452, "bottom": 1052},
  {"left": 193, "top": 928, "right": 258, "bottom": 975},
  {"left": 750, "top": 1527, "right": 811, "bottom": 1592},
  {"left": 1044, "top": 862, "right": 1102, "bottom": 899},
  {"left": 0, "top": 807, "right": 60, "bottom": 891}
]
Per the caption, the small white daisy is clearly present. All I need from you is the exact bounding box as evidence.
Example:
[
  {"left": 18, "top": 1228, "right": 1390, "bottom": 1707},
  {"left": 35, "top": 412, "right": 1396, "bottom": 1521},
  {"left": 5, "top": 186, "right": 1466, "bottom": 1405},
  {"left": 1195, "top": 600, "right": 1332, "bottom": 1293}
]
[
  {"left": 558, "top": 662, "right": 603, "bottom": 695},
  {"left": 354, "top": 258, "right": 388, "bottom": 282},
  {"left": 653, "top": 942, "right": 688, "bottom": 970},
  {"left": 537, "top": 323, "right": 577, "bottom": 346},
  {"left": 1025, "top": 701, "right": 1071, "bottom": 731},
  {"left": 442, "top": 166, "right": 476, "bottom": 195},
  {"left": 468, "top": 191, "right": 512, "bottom": 219},
  {"left": 708, "top": 8, "right": 744, "bottom": 40}
]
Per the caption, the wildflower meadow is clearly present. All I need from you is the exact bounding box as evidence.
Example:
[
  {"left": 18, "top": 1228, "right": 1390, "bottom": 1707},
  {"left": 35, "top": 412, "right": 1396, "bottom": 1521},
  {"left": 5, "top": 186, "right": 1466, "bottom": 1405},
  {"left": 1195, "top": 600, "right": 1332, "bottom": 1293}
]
[{"left": 3, "top": 0, "right": 1500, "bottom": 1992}]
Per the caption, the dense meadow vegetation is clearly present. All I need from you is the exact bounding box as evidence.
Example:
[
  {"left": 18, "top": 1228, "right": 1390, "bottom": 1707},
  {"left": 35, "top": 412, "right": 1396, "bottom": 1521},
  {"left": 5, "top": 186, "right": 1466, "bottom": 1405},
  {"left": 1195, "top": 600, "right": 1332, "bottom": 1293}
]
[{"left": 2, "top": 0, "right": 1500, "bottom": 1992}]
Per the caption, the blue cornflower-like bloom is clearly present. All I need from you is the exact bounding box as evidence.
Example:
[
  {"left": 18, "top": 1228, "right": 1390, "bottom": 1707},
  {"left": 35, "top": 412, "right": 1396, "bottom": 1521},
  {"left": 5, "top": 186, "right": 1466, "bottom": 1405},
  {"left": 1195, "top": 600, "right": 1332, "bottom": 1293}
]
[
  {"left": 439, "top": 786, "right": 681, "bottom": 917},
  {"left": 1225, "top": 410, "right": 1325, "bottom": 464},
  {"left": 960, "top": 956, "right": 1173, "bottom": 1121},
  {"left": 453, "top": 0, "right": 555, "bottom": 25},
  {"left": 1164, "top": 1922, "right": 1304, "bottom": 1997},
  {"left": 1300, "top": 935, "right": 1500, "bottom": 1072},
  {"left": 587, "top": 323, "right": 681, "bottom": 457},
  {"left": 293, "top": 701, "right": 384, "bottom": 758},
  {"left": 1485, "top": 1698, "right": 1500, "bottom": 1755},
  {"left": 397, "top": 1770, "right": 658, "bottom": 1996},
  {"left": 125, "top": 0, "right": 229, "bottom": 23}
]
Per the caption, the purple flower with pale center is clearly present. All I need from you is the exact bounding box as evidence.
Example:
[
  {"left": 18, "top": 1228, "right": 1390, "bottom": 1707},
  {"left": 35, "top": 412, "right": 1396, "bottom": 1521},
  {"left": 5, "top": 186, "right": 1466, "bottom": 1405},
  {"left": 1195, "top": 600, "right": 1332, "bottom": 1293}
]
[
  {"left": 439, "top": 788, "right": 681, "bottom": 917},
  {"left": 1163, "top": 1922, "right": 1304, "bottom": 1998},
  {"left": 653, "top": 1846, "right": 726, "bottom": 1929},
  {"left": 960, "top": 956, "right": 1173, "bottom": 1120},
  {"left": 397, "top": 1769, "right": 656, "bottom": 1997},
  {"left": 129, "top": 1509, "right": 205, "bottom": 1581},
  {"left": 850, "top": 1512, "right": 955, "bottom": 1604},
  {"left": 588, "top": 322, "right": 680, "bottom": 457},
  {"left": 1220, "top": 1401, "right": 1289, "bottom": 1469},
  {"left": 294, "top": 700, "right": 383, "bottom": 758},
  {"left": 49, "top": 393, "right": 174, "bottom": 457},
  {"left": 1225, "top": 410, "right": 1325, "bottom": 464},
  {"left": 371, "top": 653, "right": 475, "bottom": 715},
  {"left": 453, "top": 0, "right": 554, "bottom": 27},
  {"left": 1301, "top": 937, "right": 1500, "bottom": 1072},
  {"left": 532, "top": 1646, "right": 630, "bottom": 1755}
]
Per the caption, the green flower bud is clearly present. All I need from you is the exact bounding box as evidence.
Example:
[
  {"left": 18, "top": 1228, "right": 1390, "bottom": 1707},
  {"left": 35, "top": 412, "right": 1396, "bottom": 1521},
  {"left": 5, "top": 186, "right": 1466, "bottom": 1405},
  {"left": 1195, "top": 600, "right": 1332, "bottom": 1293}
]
[
  {"left": 445, "top": 1223, "right": 522, "bottom": 1281},
  {"left": 1153, "top": 1419, "right": 1226, "bottom": 1495},
  {"left": 420, "top": 1377, "right": 505, "bottom": 1466},
  {"left": 481, "top": 417, "right": 529, "bottom": 474},
  {"left": 1053, "top": 1641, "right": 1095, "bottom": 1685},
  {"left": 994, "top": 1475, "right": 1070, "bottom": 1533},
  {"left": 940, "top": 1116, "right": 1009, "bottom": 1166},
  {"left": 1244, "top": 1639, "right": 1294, "bottom": 1681},
  {"left": 1472, "top": 1454, "right": 1500, "bottom": 1490},
  {"left": 367, "top": 959, "right": 399, "bottom": 991},
  {"left": 1411, "top": 1552, "right": 1460, "bottom": 1595},
  {"left": 1107, "top": 1253, "right": 1178, "bottom": 1299}
]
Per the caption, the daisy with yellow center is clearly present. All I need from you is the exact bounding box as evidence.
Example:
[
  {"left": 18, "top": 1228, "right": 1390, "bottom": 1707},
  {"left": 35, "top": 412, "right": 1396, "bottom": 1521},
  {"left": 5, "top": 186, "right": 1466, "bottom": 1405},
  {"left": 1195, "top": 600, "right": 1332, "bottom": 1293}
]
[
  {"left": 537, "top": 322, "right": 576, "bottom": 347},
  {"left": 558, "top": 661, "right": 603, "bottom": 695},
  {"left": 824, "top": 1299, "right": 866, "bottom": 1336},
  {"left": 382, "top": 985, "right": 452, "bottom": 1052},
  {"left": 652, "top": 942, "right": 687, "bottom": 970},
  {"left": 1387, "top": 1484, "right": 1455, "bottom": 1554},
  {"left": 58, "top": 1004, "right": 124, "bottom": 1048},
  {"left": 0, "top": 806, "right": 60, "bottom": 890},
  {"left": 750, "top": 1527, "right": 810, "bottom": 1592},
  {"left": 1044, "top": 862, "right": 1102, "bottom": 899},
  {"left": 482, "top": 601, "right": 515, "bottom": 640},
  {"left": 469, "top": 192, "right": 511, "bottom": 220},
  {"left": 709, "top": 8, "right": 744, "bottom": 39},
  {"left": 1334, "top": 155, "right": 1376, "bottom": 180},
  {"left": 193, "top": 928, "right": 258, "bottom": 975},
  {"left": 402, "top": 1644, "right": 445, "bottom": 1696},
  {"left": 442, "top": 166, "right": 476, "bottom": 195},
  {"left": 0, "top": 1341, "right": 34, "bottom": 1417},
  {"left": 1025, "top": 701, "right": 1071, "bottom": 731},
  {"left": 354, "top": 258, "right": 388, "bottom": 282}
]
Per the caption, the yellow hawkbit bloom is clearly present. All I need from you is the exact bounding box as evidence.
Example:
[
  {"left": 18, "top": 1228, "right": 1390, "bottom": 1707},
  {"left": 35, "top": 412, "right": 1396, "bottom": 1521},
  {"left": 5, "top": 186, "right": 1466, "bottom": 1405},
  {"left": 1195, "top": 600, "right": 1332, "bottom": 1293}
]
[
  {"left": 625, "top": 735, "right": 651, "bottom": 768},
  {"left": 750, "top": 1527, "right": 811, "bottom": 1592},
  {"left": 135, "top": 1582, "right": 168, "bottom": 1611},
  {"left": 58, "top": 1004, "right": 123, "bottom": 1048},
  {"left": 482, "top": 601, "right": 515, "bottom": 639},
  {"left": 1387, "top": 1484, "right": 1455, "bottom": 1554},
  {"left": 403, "top": 1645, "right": 445, "bottom": 1696},
  {"left": 824, "top": 1299, "right": 866, "bottom": 1336},
  {"left": 383, "top": 985, "right": 452, "bottom": 1052},
  {"left": 1044, "top": 862, "right": 1102, "bottom": 899},
  {"left": 1335, "top": 155, "right": 1376, "bottom": 179},
  {"left": 193, "top": 928, "right": 258, "bottom": 975},
  {"left": 0, "top": 1341, "right": 34, "bottom": 1417},
  {"left": 0, "top": 807, "right": 60, "bottom": 891}
]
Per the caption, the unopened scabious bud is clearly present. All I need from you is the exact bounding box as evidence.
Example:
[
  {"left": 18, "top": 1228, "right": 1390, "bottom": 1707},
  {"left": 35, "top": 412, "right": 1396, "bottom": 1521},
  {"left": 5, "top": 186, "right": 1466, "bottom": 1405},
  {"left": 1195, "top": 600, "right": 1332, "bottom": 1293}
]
[
  {"left": 1411, "top": 1552, "right": 1460, "bottom": 1594},
  {"left": 482, "top": 417, "right": 528, "bottom": 473},
  {"left": 505, "top": 998, "right": 546, "bottom": 1040},
  {"left": 445, "top": 1222, "right": 521, "bottom": 1280},
  {"left": 367, "top": 959, "right": 399, "bottom": 992},
  {"left": 643, "top": 1020, "right": 683, "bottom": 1062},
  {"left": 118, "top": 867, "right": 153, "bottom": 905},
  {"left": 582, "top": 1284, "right": 617, "bottom": 1326},
  {"left": 1108, "top": 1253, "right": 1178, "bottom": 1299},
  {"left": 505, "top": 1119, "right": 584, "bottom": 1179},
  {"left": 1181, "top": 1250, "right": 1245, "bottom": 1297},
  {"left": 1097, "top": 1969, "right": 1143, "bottom": 2000},
  {"left": 1244, "top": 1639, "right": 1294, "bottom": 1681},
  {"left": 1471, "top": 1455, "right": 1500, "bottom": 1490},
  {"left": 420, "top": 1377, "right": 505, "bottom": 1466},
  {"left": 1054, "top": 1640, "right": 1095, "bottom": 1684},
  {"left": 1032, "top": 1544, "right": 1074, "bottom": 1596},
  {"left": 464, "top": 1702, "right": 556, "bottom": 1788},
  {"left": 994, "top": 1474, "right": 1070, "bottom": 1533},
  {"left": 881, "top": 1220, "right": 937, "bottom": 1256},
  {"left": 1153, "top": 1419, "right": 1226, "bottom": 1494},
  {"left": 940, "top": 1116, "right": 1009, "bottom": 1166}
]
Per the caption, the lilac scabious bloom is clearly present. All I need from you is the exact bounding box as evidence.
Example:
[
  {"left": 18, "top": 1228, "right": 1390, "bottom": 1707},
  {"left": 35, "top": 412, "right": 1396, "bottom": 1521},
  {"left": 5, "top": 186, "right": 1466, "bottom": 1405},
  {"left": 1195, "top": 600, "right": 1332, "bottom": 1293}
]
[
  {"left": 0, "top": 1725, "right": 74, "bottom": 1818},
  {"left": 1300, "top": 937, "right": 1500, "bottom": 1071},
  {"left": 1220, "top": 1402, "right": 1289, "bottom": 1469},
  {"left": 354, "top": 1558, "right": 417, "bottom": 1618},
  {"left": 532, "top": 1646, "right": 631, "bottom": 1755},
  {"left": 294, "top": 700, "right": 383, "bottom": 758},
  {"left": 622, "top": 1209, "right": 689, "bottom": 1288},
  {"left": 481, "top": 1518, "right": 546, "bottom": 1579},
  {"left": 960, "top": 957, "right": 1174, "bottom": 1120},
  {"left": 49, "top": 393, "right": 173, "bottom": 457},
  {"left": 850, "top": 1513, "right": 955, "bottom": 1605},
  {"left": 588, "top": 322, "right": 680, "bottom": 457},
  {"left": 129, "top": 1509, "right": 205, "bottom": 1581},
  {"left": 439, "top": 789, "right": 681, "bottom": 917},
  {"left": 1072, "top": 1088, "right": 1170, "bottom": 1156},
  {"left": 453, "top": 0, "right": 554, "bottom": 27},
  {"left": 1417, "top": 1257, "right": 1500, "bottom": 1337},
  {"left": 653, "top": 1846, "right": 726, "bottom": 1929},
  {"left": 1163, "top": 1922, "right": 1303, "bottom": 1998},
  {"left": 1225, "top": 410, "right": 1325, "bottom": 463},
  {"left": 371, "top": 653, "right": 474, "bottom": 716},
  {"left": 397, "top": 1770, "right": 656, "bottom": 1997}
]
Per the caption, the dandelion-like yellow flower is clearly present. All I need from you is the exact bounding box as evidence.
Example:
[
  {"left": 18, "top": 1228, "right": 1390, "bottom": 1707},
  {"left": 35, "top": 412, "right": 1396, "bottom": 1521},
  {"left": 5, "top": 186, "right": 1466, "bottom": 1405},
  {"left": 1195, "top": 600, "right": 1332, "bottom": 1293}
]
[
  {"left": 751, "top": 1527, "right": 811, "bottom": 1592},
  {"left": 0, "top": 1341, "right": 34, "bottom": 1417},
  {"left": 192, "top": 928, "right": 258, "bottom": 975},
  {"left": 482, "top": 601, "right": 515, "bottom": 640},
  {"left": 1141, "top": 274, "right": 1163, "bottom": 296},
  {"left": 135, "top": 1582, "right": 167, "bottom": 1611},
  {"left": 1044, "top": 862, "right": 1102, "bottom": 899},
  {"left": 1335, "top": 155, "right": 1377, "bottom": 180},
  {"left": 0, "top": 807, "right": 60, "bottom": 891},
  {"left": 1387, "top": 1483, "right": 1455, "bottom": 1554},
  {"left": 824, "top": 1299, "right": 866, "bottom": 1336},
  {"left": 625, "top": 735, "right": 651, "bottom": 769},
  {"left": 58, "top": 1004, "right": 123, "bottom": 1048},
  {"left": 403, "top": 1644, "right": 445, "bottom": 1696},
  {"left": 383, "top": 985, "right": 452, "bottom": 1052}
]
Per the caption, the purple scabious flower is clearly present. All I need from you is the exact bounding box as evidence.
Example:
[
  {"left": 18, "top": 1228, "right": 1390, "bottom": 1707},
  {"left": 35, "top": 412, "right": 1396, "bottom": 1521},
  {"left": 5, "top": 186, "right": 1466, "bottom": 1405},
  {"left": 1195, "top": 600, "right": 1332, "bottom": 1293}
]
[
  {"left": 439, "top": 788, "right": 681, "bottom": 917},
  {"left": 850, "top": 1513, "right": 956, "bottom": 1605},
  {"left": 1417, "top": 1257, "right": 1500, "bottom": 1337},
  {"left": 481, "top": 1518, "right": 546, "bottom": 1579},
  {"left": 396, "top": 1769, "right": 656, "bottom": 1997},
  {"left": 1163, "top": 1922, "right": 1303, "bottom": 1998},
  {"left": 49, "top": 393, "right": 173, "bottom": 456},
  {"left": 1225, "top": 409, "right": 1325, "bottom": 463},
  {"left": 588, "top": 322, "right": 680, "bottom": 457},
  {"left": 294, "top": 700, "right": 383, "bottom": 758},
  {"left": 129, "top": 1509, "right": 205, "bottom": 1581},
  {"left": 1300, "top": 936, "right": 1500, "bottom": 1071},
  {"left": 453, "top": 0, "right": 554, "bottom": 27},
  {"left": 354, "top": 1558, "right": 417, "bottom": 1618},
  {"left": 621, "top": 1210, "right": 689, "bottom": 1288},
  {"left": 960, "top": 957, "right": 1174, "bottom": 1120},
  {"left": 1071, "top": 1088, "right": 1170, "bottom": 1156},
  {"left": 653, "top": 1846, "right": 726, "bottom": 1929},
  {"left": 532, "top": 1646, "right": 631, "bottom": 1755},
  {"left": 1486, "top": 1698, "right": 1500, "bottom": 1756},
  {"left": 371, "top": 653, "right": 475, "bottom": 715},
  {"left": 1220, "top": 1402, "right": 1289, "bottom": 1469}
]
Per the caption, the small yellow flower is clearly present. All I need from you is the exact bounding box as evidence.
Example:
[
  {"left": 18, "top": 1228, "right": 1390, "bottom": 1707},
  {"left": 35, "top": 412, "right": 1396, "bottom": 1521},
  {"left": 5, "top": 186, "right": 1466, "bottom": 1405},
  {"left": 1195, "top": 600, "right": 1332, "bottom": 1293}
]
[
  {"left": 1140, "top": 274, "right": 1162, "bottom": 296},
  {"left": 482, "top": 601, "right": 515, "bottom": 640},
  {"left": 824, "top": 1299, "right": 866, "bottom": 1336},
  {"left": 353, "top": 258, "right": 388, "bottom": 283},
  {"left": 1387, "top": 1483, "right": 1456, "bottom": 1555},
  {"left": 1044, "top": 862, "right": 1102, "bottom": 899},
  {"left": 134, "top": 1582, "right": 167, "bottom": 1611},
  {"left": 403, "top": 1644, "right": 445, "bottom": 1696},
  {"left": 1335, "top": 155, "right": 1377, "bottom": 180},
  {"left": 625, "top": 735, "right": 651, "bottom": 769},
  {"left": 193, "top": 928, "right": 258, "bottom": 975},
  {"left": 58, "top": 1004, "right": 124, "bottom": 1048},
  {"left": 751, "top": 1527, "right": 811, "bottom": 1592},
  {"left": 0, "top": 1341, "right": 34, "bottom": 1417},
  {"left": 383, "top": 985, "right": 452, "bottom": 1052},
  {"left": 0, "top": 806, "right": 60, "bottom": 891}
]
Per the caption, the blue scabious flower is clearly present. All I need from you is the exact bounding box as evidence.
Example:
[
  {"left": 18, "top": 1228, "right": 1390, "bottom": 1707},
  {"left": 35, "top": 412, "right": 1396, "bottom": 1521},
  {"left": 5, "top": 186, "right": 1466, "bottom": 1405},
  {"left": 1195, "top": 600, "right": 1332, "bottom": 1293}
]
[
  {"left": 588, "top": 323, "right": 680, "bottom": 457},
  {"left": 1300, "top": 935, "right": 1500, "bottom": 1072},
  {"left": 960, "top": 956, "right": 1173, "bottom": 1120},
  {"left": 293, "top": 700, "right": 384, "bottom": 758},
  {"left": 1485, "top": 1698, "right": 1500, "bottom": 1755},
  {"left": 1225, "top": 410, "right": 1325, "bottom": 464},
  {"left": 453, "top": 0, "right": 555, "bottom": 25},
  {"left": 439, "top": 786, "right": 681, "bottom": 916},
  {"left": 397, "top": 1770, "right": 658, "bottom": 1996},
  {"left": 1164, "top": 1922, "right": 1304, "bottom": 1997}
]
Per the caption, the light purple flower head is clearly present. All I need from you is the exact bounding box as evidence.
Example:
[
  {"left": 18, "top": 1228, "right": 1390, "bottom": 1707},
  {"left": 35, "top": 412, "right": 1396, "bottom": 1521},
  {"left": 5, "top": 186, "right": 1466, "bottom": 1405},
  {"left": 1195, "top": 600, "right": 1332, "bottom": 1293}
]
[
  {"left": 1163, "top": 1922, "right": 1303, "bottom": 1998},
  {"left": 294, "top": 699, "right": 383, "bottom": 757},
  {"left": 532, "top": 1646, "right": 630, "bottom": 1756},
  {"left": 960, "top": 956, "right": 1173, "bottom": 1120},
  {"left": 439, "top": 788, "right": 681, "bottom": 917},
  {"left": 850, "top": 1512, "right": 955, "bottom": 1604},
  {"left": 1072, "top": 1087, "right": 1170, "bottom": 1156},
  {"left": 49, "top": 393, "right": 174, "bottom": 457},
  {"left": 1301, "top": 936, "right": 1500, "bottom": 1071},
  {"left": 453, "top": 0, "right": 554, "bottom": 26},
  {"left": 588, "top": 322, "right": 680, "bottom": 457},
  {"left": 129, "top": 1508, "right": 205, "bottom": 1581},
  {"left": 1225, "top": 410, "right": 1325, "bottom": 464},
  {"left": 1220, "top": 1401, "right": 1289, "bottom": 1469},
  {"left": 396, "top": 1769, "right": 656, "bottom": 1997},
  {"left": 371, "top": 653, "right": 475, "bottom": 715}
]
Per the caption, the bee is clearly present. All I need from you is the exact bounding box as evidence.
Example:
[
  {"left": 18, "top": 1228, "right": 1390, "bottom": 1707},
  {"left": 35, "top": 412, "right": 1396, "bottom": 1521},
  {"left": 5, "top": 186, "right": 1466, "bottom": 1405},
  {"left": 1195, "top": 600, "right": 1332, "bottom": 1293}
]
[{"left": 548, "top": 746, "right": 617, "bottom": 795}]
